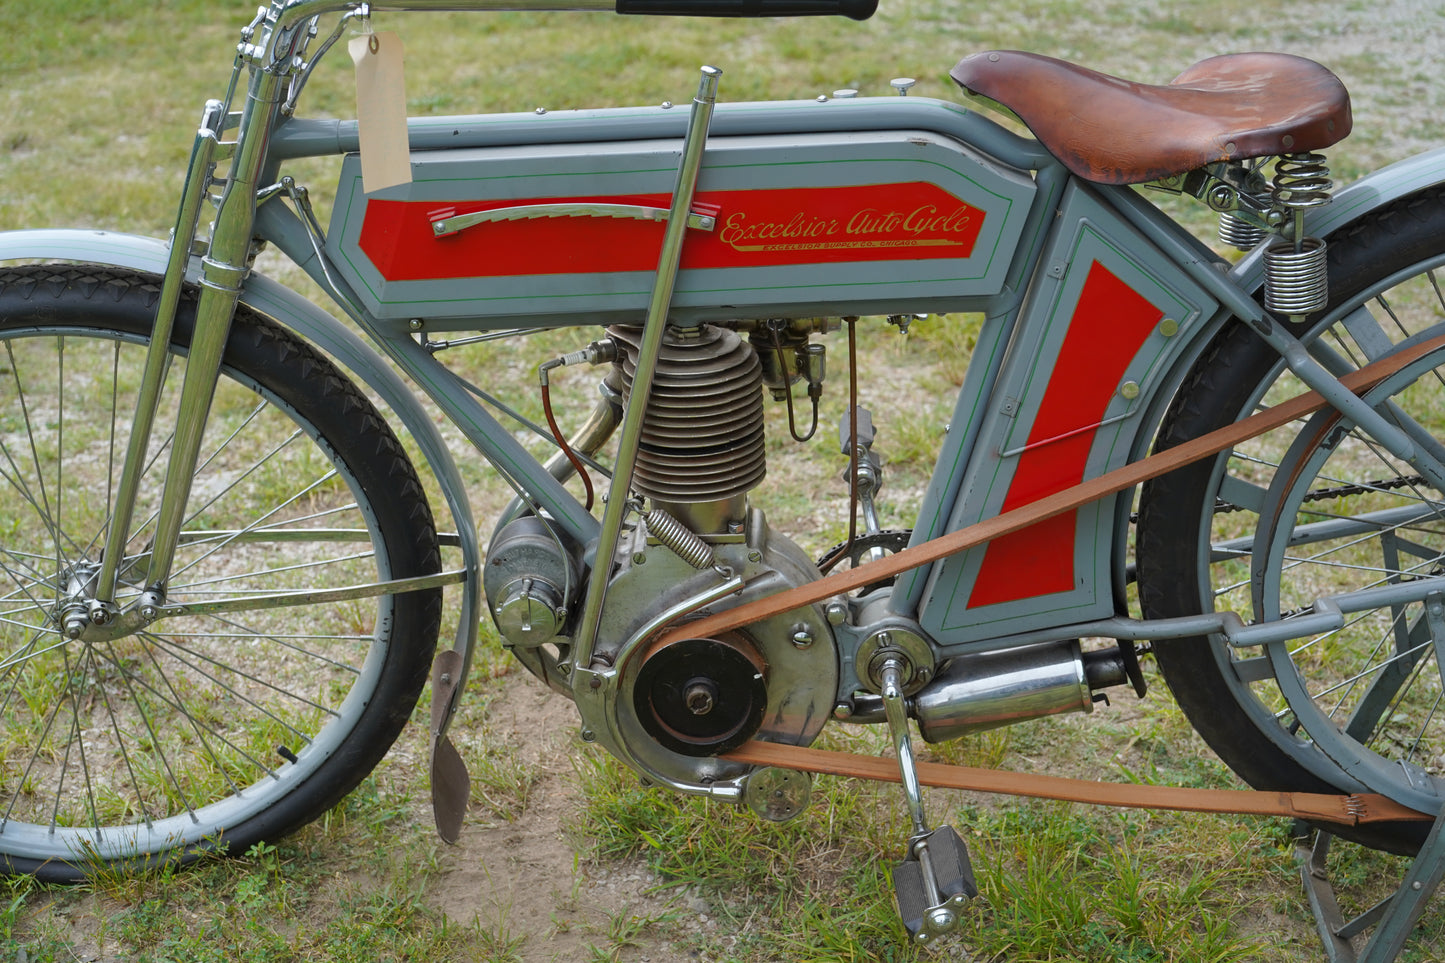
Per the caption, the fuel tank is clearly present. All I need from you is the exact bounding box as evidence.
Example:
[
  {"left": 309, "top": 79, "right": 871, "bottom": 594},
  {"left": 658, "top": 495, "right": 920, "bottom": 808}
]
[{"left": 325, "top": 103, "right": 1038, "bottom": 329}]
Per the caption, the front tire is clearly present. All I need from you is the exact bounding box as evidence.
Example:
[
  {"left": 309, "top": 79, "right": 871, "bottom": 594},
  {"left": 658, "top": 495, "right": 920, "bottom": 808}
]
[{"left": 0, "top": 266, "right": 442, "bottom": 879}]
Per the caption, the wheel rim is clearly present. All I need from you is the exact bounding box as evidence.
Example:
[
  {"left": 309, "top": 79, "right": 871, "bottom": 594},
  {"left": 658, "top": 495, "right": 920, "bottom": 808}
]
[
  {"left": 0, "top": 325, "right": 395, "bottom": 865},
  {"left": 1254, "top": 347, "right": 1445, "bottom": 810},
  {"left": 1198, "top": 257, "right": 1445, "bottom": 808}
]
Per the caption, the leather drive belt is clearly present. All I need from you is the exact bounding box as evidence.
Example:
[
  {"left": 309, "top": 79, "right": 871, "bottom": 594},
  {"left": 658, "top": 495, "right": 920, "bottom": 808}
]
[
  {"left": 661, "top": 332, "right": 1445, "bottom": 650},
  {"left": 725, "top": 741, "right": 1432, "bottom": 826},
  {"left": 703, "top": 335, "right": 1445, "bottom": 828}
]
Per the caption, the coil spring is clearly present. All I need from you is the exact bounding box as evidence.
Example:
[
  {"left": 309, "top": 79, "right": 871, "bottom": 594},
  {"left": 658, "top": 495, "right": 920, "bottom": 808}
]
[
  {"left": 1263, "top": 153, "right": 1333, "bottom": 314},
  {"left": 644, "top": 507, "right": 717, "bottom": 570},
  {"left": 1272, "top": 152, "right": 1332, "bottom": 210},
  {"left": 1218, "top": 213, "right": 1268, "bottom": 252},
  {"left": 1264, "top": 236, "right": 1329, "bottom": 315}
]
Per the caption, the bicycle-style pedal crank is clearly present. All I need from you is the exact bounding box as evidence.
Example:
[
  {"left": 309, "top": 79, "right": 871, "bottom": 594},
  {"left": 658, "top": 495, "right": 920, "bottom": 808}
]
[{"left": 876, "top": 653, "right": 978, "bottom": 943}]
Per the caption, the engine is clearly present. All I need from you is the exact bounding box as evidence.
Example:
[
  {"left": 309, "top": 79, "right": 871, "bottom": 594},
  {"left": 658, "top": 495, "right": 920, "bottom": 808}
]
[
  {"left": 482, "top": 319, "right": 1135, "bottom": 799},
  {"left": 486, "top": 322, "right": 837, "bottom": 793}
]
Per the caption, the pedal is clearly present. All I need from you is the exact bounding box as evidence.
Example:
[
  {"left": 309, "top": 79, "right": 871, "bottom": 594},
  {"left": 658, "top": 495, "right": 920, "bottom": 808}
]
[{"left": 892, "top": 825, "right": 977, "bottom": 944}]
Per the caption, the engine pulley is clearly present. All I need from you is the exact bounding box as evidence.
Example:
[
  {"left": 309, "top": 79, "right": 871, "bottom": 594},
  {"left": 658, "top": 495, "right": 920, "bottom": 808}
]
[{"left": 633, "top": 636, "right": 768, "bottom": 756}]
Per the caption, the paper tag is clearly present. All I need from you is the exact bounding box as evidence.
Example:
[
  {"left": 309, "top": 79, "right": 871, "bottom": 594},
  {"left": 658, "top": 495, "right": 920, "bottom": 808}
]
[{"left": 349, "top": 31, "right": 412, "bottom": 193}]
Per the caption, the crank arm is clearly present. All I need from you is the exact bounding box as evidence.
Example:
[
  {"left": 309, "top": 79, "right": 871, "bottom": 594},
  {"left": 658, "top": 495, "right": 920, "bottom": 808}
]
[{"left": 876, "top": 655, "right": 974, "bottom": 944}]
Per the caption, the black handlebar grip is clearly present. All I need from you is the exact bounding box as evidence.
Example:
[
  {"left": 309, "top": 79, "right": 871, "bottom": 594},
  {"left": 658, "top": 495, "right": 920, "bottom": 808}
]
[{"left": 616, "top": 0, "right": 877, "bottom": 20}]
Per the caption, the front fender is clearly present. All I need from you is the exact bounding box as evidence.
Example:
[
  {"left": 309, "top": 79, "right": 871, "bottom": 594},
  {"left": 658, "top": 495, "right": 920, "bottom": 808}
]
[
  {"left": 0, "top": 228, "right": 482, "bottom": 694},
  {"left": 1232, "top": 146, "right": 1445, "bottom": 292}
]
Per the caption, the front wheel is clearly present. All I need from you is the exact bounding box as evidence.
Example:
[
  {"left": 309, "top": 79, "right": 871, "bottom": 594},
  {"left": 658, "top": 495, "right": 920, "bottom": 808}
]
[
  {"left": 0, "top": 266, "right": 442, "bottom": 879},
  {"left": 1138, "top": 186, "right": 1445, "bottom": 854}
]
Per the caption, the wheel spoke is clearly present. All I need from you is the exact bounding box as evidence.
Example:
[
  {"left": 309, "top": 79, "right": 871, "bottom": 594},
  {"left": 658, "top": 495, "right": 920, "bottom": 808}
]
[
  {"left": 1139, "top": 216, "right": 1445, "bottom": 841},
  {"left": 0, "top": 268, "right": 438, "bottom": 875}
]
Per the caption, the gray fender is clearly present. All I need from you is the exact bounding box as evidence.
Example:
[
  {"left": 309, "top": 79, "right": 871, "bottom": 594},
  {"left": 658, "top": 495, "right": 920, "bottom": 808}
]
[
  {"left": 1232, "top": 146, "right": 1445, "bottom": 292},
  {"left": 0, "top": 228, "right": 482, "bottom": 707}
]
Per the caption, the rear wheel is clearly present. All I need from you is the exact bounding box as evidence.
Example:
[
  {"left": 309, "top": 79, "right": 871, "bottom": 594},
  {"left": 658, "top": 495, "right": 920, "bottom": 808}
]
[
  {"left": 0, "top": 266, "right": 442, "bottom": 879},
  {"left": 1138, "top": 186, "right": 1445, "bottom": 853}
]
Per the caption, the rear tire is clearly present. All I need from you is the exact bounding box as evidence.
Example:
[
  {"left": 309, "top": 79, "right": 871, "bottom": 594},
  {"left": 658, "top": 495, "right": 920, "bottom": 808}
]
[{"left": 1138, "top": 187, "right": 1445, "bottom": 854}]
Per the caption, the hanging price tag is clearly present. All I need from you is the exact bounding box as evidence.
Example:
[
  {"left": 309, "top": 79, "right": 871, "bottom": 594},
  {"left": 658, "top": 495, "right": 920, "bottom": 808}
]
[{"left": 349, "top": 30, "right": 412, "bottom": 193}]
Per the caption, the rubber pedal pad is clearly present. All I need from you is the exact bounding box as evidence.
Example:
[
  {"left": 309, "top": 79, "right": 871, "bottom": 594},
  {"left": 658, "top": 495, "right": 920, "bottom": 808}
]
[{"left": 892, "top": 826, "right": 978, "bottom": 937}]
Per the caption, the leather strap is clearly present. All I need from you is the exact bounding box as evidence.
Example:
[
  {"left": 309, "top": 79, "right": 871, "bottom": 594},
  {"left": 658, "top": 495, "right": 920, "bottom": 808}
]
[
  {"left": 661, "top": 331, "right": 1445, "bottom": 648},
  {"left": 709, "top": 338, "right": 1445, "bottom": 826},
  {"left": 726, "top": 741, "right": 1432, "bottom": 826}
]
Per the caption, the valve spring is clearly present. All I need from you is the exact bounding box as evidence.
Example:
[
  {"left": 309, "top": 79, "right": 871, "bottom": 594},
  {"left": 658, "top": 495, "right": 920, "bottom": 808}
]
[
  {"left": 609, "top": 324, "right": 766, "bottom": 503},
  {"left": 1272, "top": 152, "right": 1333, "bottom": 210},
  {"left": 1218, "top": 213, "right": 1268, "bottom": 252},
  {"left": 644, "top": 507, "right": 717, "bottom": 570},
  {"left": 1264, "top": 236, "right": 1329, "bottom": 315}
]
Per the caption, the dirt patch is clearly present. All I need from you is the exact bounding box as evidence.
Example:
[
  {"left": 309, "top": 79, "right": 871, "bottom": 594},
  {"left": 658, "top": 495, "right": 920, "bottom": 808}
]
[{"left": 426, "top": 675, "right": 689, "bottom": 962}]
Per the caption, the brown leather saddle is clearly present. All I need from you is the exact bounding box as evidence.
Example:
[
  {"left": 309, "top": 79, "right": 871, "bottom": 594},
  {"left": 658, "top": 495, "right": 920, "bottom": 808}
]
[{"left": 951, "top": 50, "right": 1352, "bottom": 185}]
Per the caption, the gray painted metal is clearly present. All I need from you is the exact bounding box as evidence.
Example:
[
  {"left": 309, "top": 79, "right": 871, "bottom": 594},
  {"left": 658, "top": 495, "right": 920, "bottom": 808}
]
[
  {"left": 324, "top": 127, "right": 1037, "bottom": 326},
  {"left": 917, "top": 183, "right": 1217, "bottom": 645},
  {"left": 270, "top": 96, "right": 1050, "bottom": 167}
]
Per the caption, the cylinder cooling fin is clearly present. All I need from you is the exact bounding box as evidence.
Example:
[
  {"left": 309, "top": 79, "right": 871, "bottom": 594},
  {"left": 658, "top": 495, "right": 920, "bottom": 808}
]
[{"left": 609, "top": 324, "right": 766, "bottom": 502}]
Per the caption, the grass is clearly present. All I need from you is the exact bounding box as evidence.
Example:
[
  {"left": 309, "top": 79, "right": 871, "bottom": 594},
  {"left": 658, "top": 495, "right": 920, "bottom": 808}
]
[{"left": 8, "top": 1, "right": 1445, "bottom": 962}]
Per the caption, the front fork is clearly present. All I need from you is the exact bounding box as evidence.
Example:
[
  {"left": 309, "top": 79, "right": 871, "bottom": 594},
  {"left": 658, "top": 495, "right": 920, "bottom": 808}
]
[{"left": 88, "top": 38, "right": 297, "bottom": 624}]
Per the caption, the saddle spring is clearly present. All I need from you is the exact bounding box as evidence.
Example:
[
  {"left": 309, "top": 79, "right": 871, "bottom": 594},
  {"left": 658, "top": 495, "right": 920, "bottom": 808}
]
[
  {"left": 1218, "top": 210, "right": 1268, "bottom": 251},
  {"left": 1263, "top": 152, "right": 1332, "bottom": 316}
]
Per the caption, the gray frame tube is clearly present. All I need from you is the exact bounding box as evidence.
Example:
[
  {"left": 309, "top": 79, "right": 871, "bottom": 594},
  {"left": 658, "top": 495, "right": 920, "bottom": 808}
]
[{"left": 254, "top": 201, "right": 601, "bottom": 544}]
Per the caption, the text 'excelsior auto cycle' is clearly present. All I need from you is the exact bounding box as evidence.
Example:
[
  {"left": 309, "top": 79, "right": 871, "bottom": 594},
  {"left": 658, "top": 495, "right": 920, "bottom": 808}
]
[{"left": 8, "top": 0, "right": 1445, "bottom": 952}]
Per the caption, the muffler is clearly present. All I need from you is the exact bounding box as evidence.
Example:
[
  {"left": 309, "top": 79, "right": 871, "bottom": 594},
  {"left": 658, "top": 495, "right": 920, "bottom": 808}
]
[{"left": 913, "top": 640, "right": 1099, "bottom": 743}]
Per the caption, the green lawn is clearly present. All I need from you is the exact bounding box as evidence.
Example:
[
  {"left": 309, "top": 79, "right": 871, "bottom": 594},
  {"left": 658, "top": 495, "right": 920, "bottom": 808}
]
[{"left": 5, "top": 1, "right": 1445, "bottom": 961}]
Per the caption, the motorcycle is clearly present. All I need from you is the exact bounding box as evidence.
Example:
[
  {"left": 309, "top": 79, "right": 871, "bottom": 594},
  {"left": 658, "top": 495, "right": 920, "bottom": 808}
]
[{"left": 4, "top": 0, "right": 1445, "bottom": 948}]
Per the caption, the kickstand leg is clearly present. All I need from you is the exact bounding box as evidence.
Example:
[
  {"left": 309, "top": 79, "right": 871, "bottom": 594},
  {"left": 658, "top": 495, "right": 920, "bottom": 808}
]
[{"left": 1300, "top": 805, "right": 1445, "bottom": 963}]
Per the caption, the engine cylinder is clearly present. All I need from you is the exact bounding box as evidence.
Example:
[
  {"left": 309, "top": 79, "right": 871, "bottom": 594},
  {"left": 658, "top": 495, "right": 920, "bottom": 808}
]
[{"left": 609, "top": 324, "right": 766, "bottom": 507}]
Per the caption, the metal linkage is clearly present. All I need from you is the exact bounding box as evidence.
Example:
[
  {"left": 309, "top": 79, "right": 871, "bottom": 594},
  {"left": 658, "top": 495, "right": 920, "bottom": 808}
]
[
  {"left": 1300, "top": 812, "right": 1445, "bottom": 963},
  {"left": 877, "top": 655, "right": 977, "bottom": 944}
]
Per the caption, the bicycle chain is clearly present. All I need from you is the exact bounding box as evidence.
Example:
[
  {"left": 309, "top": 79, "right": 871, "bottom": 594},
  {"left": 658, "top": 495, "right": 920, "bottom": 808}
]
[
  {"left": 1129, "top": 473, "right": 1428, "bottom": 523},
  {"left": 1214, "top": 473, "right": 1427, "bottom": 515}
]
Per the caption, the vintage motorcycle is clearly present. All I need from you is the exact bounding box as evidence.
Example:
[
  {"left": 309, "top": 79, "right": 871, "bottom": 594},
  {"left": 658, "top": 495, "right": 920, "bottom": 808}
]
[{"left": 6, "top": 0, "right": 1445, "bottom": 945}]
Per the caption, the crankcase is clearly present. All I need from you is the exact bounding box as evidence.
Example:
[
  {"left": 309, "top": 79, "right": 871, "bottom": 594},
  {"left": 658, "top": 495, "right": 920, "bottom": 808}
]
[{"left": 591, "top": 507, "right": 837, "bottom": 790}]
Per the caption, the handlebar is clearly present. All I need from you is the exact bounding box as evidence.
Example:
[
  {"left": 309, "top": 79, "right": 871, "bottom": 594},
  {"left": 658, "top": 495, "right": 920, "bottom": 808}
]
[
  {"left": 267, "top": 0, "right": 877, "bottom": 64},
  {"left": 297, "top": 0, "right": 875, "bottom": 22},
  {"left": 616, "top": 0, "right": 876, "bottom": 18}
]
